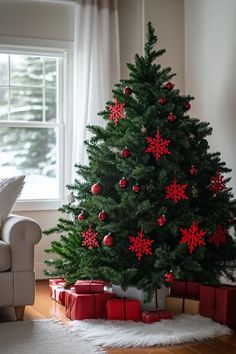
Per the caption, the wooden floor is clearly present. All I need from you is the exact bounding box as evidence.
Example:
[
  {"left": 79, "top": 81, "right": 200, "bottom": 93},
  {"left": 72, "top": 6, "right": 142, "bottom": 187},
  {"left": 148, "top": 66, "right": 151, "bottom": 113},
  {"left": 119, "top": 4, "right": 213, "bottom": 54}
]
[{"left": 0, "top": 281, "right": 236, "bottom": 354}]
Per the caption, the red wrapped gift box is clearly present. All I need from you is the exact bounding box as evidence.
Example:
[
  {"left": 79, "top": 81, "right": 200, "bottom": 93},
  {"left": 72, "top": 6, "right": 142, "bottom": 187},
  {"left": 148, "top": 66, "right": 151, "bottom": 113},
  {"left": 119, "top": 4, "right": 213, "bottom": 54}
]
[
  {"left": 74, "top": 280, "right": 110, "bottom": 294},
  {"left": 142, "top": 310, "right": 172, "bottom": 324},
  {"left": 171, "top": 280, "right": 200, "bottom": 298},
  {"left": 200, "top": 285, "right": 215, "bottom": 319},
  {"left": 106, "top": 298, "right": 141, "bottom": 321},
  {"left": 187, "top": 282, "right": 200, "bottom": 298},
  {"left": 65, "top": 289, "right": 116, "bottom": 320},
  {"left": 165, "top": 296, "right": 184, "bottom": 314},
  {"left": 170, "top": 280, "right": 186, "bottom": 297},
  {"left": 200, "top": 284, "right": 236, "bottom": 327},
  {"left": 158, "top": 310, "right": 173, "bottom": 320},
  {"left": 142, "top": 311, "right": 160, "bottom": 323}
]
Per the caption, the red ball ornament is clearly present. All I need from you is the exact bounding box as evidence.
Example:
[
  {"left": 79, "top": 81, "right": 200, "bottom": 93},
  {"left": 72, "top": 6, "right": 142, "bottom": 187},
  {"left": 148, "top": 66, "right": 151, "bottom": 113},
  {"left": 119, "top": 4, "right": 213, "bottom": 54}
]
[
  {"left": 121, "top": 147, "right": 130, "bottom": 158},
  {"left": 156, "top": 215, "right": 167, "bottom": 226},
  {"left": 98, "top": 210, "right": 107, "bottom": 221},
  {"left": 132, "top": 184, "right": 140, "bottom": 193},
  {"left": 91, "top": 183, "right": 102, "bottom": 195},
  {"left": 184, "top": 102, "right": 191, "bottom": 111},
  {"left": 164, "top": 82, "right": 174, "bottom": 90},
  {"left": 123, "top": 86, "right": 133, "bottom": 96},
  {"left": 167, "top": 113, "right": 176, "bottom": 122},
  {"left": 103, "top": 234, "right": 114, "bottom": 247},
  {"left": 77, "top": 212, "right": 85, "bottom": 221},
  {"left": 165, "top": 272, "right": 174, "bottom": 283},
  {"left": 189, "top": 165, "right": 198, "bottom": 175},
  {"left": 119, "top": 177, "right": 129, "bottom": 188},
  {"left": 159, "top": 97, "right": 167, "bottom": 105}
]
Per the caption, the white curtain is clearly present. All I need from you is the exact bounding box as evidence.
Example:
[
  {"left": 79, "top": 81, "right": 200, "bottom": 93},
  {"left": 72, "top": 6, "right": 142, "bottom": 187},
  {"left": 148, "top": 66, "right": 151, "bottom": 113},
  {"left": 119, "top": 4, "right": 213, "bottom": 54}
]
[{"left": 72, "top": 0, "right": 120, "bottom": 175}]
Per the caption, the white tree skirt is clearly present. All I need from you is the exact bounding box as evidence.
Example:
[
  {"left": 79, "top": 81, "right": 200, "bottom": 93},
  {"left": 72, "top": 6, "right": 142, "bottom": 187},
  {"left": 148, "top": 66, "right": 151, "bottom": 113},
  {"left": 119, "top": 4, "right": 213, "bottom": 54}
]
[{"left": 70, "top": 314, "right": 232, "bottom": 348}]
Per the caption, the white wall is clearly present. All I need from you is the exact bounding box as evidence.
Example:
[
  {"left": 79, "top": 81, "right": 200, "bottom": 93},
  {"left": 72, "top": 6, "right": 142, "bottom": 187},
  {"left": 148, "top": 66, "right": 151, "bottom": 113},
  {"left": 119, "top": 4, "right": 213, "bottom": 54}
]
[
  {"left": 118, "top": 0, "right": 185, "bottom": 91},
  {"left": 118, "top": 0, "right": 143, "bottom": 79},
  {"left": 144, "top": 0, "right": 185, "bottom": 93},
  {"left": 0, "top": 0, "right": 74, "bottom": 40},
  {"left": 185, "top": 0, "right": 236, "bottom": 195}
]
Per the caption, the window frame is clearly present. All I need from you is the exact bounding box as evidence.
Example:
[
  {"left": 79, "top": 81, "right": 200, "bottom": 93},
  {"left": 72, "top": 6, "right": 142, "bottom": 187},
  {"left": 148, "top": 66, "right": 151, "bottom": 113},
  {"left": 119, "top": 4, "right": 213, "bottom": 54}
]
[{"left": 0, "top": 36, "right": 73, "bottom": 211}]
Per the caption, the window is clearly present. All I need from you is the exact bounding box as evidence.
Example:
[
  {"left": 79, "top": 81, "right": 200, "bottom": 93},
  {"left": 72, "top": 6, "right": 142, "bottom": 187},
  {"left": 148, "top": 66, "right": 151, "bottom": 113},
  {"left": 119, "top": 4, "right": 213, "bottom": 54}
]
[{"left": 0, "top": 48, "right": 67, "bottom": 204}]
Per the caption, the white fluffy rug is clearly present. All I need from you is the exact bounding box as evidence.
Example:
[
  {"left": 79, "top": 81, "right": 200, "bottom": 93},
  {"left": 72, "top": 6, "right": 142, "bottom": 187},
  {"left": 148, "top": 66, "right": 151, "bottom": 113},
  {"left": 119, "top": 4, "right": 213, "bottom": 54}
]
[
  {"left": 70, "top": 314, "right": 232, "bottom": 348},
  {"left": 0, "top": 319, "right": 105, "bottom": 354}
]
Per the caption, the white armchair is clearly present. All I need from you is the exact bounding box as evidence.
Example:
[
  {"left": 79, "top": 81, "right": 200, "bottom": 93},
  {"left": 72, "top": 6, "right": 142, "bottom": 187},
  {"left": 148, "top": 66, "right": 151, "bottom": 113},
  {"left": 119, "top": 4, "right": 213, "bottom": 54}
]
[{"left": 0, "top": 214, "right": 42, "bottom": 320}]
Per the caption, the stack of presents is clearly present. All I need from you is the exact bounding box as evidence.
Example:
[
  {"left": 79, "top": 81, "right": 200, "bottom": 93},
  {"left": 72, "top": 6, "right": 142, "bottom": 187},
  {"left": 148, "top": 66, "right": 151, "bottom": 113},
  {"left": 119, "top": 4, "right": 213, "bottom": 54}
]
[
  {"left": 49, "top": 278, "right": 236, "bottom": 327},
  {"left": 165, "top": 280, "right": 236, "bottom": 327}
]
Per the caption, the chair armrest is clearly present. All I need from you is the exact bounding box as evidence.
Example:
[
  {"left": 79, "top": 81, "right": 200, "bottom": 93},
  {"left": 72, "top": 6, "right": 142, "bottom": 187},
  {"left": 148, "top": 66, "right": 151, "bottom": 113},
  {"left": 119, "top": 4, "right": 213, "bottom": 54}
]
[{"left": 0, "top": 214, "right": 42, "bottom": 271}]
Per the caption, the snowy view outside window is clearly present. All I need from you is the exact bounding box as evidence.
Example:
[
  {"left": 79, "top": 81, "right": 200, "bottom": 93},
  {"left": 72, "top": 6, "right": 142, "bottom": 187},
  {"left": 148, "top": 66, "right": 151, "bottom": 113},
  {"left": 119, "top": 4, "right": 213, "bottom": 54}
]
[{"left": 0, "top": 52, "right": 61, "bottom": 199}]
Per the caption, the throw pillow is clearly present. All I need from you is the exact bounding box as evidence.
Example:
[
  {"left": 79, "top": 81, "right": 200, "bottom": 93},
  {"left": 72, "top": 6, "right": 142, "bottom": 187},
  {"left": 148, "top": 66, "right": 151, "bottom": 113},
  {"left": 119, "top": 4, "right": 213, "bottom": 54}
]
[{"left": 0, "top": 175, "right": 25, "bottom": 229}]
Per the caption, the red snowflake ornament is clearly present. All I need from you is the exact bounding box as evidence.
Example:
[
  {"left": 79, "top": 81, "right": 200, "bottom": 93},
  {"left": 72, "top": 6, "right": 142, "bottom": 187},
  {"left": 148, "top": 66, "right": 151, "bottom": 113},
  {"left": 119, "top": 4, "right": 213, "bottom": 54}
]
[
  {"left": 82, "top": 225, "right": 99, "bottom": 250},
  {"left": 146, "top": 130, "right": 172, "bottom": 161},
  {"left": 165, "top": 177, "right": 189, "bottom": 203},
  {"left": 208, "top": 224, "right": 227, "bottom": 249},
  {"left": 180, "top": 222, "right": 206, "bottom": 254},
  {"left": 209, "top": 172, "right": 226, "bottom": 192},
  {"left": 129, "top": 228, "right": 154, "bottom": 261},
  {"left": 108, "top": 98, "right": 125, "bottom": 126}
]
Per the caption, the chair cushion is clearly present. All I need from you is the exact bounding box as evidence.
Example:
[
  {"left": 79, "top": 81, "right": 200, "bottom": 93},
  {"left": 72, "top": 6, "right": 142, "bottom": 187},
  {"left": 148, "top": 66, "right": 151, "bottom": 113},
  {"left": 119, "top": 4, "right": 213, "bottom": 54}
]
[
  {"left": 0, "top": 241, "right": 11, "bottom": 271},
  {"left": 0, "top": 175, "right": 25, "bottom": 229}
]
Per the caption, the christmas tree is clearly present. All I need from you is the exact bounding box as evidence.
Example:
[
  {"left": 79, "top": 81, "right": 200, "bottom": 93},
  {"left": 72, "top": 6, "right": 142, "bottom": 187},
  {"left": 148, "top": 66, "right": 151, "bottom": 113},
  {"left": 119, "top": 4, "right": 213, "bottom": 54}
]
[{"left": 44, "top": 23, "right": 236, "bottom": 298}]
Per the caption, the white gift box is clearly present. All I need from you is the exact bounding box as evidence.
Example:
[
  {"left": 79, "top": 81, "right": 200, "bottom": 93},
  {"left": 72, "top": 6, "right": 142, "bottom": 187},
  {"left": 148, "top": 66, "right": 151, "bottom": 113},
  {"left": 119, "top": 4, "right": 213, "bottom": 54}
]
[{"left": 111, "top": 285, "right": 170, "bottom": 310}]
